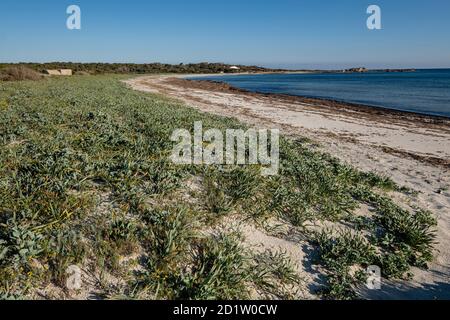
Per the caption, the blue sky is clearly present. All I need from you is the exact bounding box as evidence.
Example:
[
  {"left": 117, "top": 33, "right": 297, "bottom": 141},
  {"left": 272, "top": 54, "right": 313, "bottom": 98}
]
[{"left": 1, "top": 0, "right": 449, "bottom": 69}]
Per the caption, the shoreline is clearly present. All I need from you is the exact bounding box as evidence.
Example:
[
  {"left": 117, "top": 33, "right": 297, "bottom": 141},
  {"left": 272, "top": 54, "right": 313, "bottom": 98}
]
[
  {"left": 182, "top": 78, "right": 450, "bottom": 123},
  {"left": 182, "top": 75, "right": 450, "bottom": 121},
  {"left": 166, "top": 77, "right": 450, "bottom": 169}
]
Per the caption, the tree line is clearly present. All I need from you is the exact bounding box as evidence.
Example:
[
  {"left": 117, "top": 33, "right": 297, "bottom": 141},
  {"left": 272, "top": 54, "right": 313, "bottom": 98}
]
[{"left": 0, "top": 62, "right": 282, "bottom": 75}]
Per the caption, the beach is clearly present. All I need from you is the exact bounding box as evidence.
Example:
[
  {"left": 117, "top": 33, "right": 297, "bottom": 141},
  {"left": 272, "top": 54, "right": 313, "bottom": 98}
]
[{"left": 126, "top": 74, "right": 450, "bottom": 299}]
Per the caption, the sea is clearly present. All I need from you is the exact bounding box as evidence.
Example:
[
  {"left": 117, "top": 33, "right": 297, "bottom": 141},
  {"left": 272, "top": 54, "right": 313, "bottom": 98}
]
[{"left": 188, "top": 69, "right": 450, "bottom": 118}]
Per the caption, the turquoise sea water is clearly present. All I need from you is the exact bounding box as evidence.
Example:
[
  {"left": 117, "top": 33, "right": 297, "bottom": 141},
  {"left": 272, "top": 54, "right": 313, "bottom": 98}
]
[{"left": 189, "top": 69, "right": 450, "bottom": 118}]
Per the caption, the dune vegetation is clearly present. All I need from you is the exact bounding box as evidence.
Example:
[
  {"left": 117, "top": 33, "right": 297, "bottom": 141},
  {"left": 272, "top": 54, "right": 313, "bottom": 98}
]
[
  {"left": 0, "top": 75, "right": 436, "bottom": 300},
  {"left": 0, "top": 66, "right": 43, "bottom": 82}
]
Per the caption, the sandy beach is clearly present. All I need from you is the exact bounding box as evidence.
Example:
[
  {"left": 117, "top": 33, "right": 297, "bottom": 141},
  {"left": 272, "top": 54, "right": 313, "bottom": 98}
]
[{"left": 125, "top": 74, "right": 450, "bottom": 299}]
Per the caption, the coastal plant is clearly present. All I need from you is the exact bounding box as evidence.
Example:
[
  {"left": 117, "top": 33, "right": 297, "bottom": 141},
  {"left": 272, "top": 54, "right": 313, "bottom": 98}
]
[
  {"left": 251, "top": 249, "right": 305, "bottom": 299},
  {"left": 132, "top": 232, "right": 250, "bottom": 300},
  {"left": 143, "top": 159, "right": 185, "bottom": 195},
  {"left": 105, "top": 218, "right": 137, "bottom": 243},
  {"left": 313, "top": 230, "right": 377, "bottom": 299},
  {"left": 0, "top": 223, "right": 43, "bottom": 267},
  {"left": 221, "top": 166, "right": 261, "bottom": 203},
  {"left": 170, "top": 232, "right": 251, "bottom": 300},
  {"left": 351, "top": 186, "right": 437, "bottom": 271},
  {"left": 140, "top": 206, "right": 197, "bottom": 265},
  {"left": 44, "top": 228, "right": 86, "bottom": 286},
  {"left": 203, "top": 173, "right": 233, "bottom": 217}
]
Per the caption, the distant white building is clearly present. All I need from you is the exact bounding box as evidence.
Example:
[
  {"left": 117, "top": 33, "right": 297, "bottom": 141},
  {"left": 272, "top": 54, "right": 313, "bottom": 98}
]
[
  {"left": 44, "top": 69, "right": 73, "bottom": 76},
  {"left": 229, "top": 66, "right": 240, "bottom": 70},
  {"left": 60, "top": 69, "right": 73, "bottom": 75}
]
